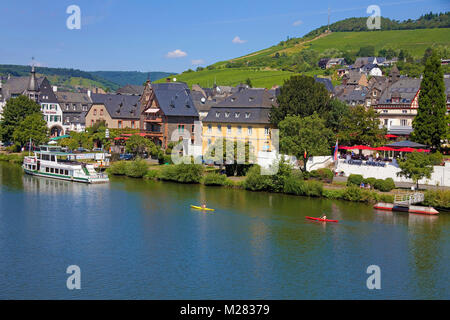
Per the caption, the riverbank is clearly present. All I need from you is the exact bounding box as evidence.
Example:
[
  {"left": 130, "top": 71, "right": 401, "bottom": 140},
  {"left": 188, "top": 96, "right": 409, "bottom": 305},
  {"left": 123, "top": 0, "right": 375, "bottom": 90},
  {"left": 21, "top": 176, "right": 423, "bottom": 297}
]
[{"left": 0, "top": 152, "right": 26, "bottom": 164}]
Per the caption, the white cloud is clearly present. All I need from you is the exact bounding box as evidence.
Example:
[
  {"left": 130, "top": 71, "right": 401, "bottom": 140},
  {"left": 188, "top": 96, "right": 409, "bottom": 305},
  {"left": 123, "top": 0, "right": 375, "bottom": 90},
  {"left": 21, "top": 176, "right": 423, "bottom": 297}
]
[
  {"left": 292, "top": 20, "right": 303, "bottom": 26},
  {"left": 166, "top": 49, "right": 187, "bottom": 58},
  {"left": 232, "top": 36, "right": 247, "bottom": 44},
  {"left": 192, "top": 59, "right": 205, "bottom": 65}
]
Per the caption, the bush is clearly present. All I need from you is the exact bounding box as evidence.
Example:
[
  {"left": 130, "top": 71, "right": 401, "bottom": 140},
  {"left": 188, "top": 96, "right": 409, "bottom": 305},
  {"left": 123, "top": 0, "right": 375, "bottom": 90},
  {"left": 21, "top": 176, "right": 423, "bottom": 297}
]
[
  {"left": 347, "top": 174, "right": 364, "bottom": 187},
  {"left": 203, "top": 173, "right": 227, "bottom": 186},
  {"left": 108, "top": 161, "right": 128, "bottom": 175},
  {"left": 159, "top": 164, "right": 203, "bottom": 183},
  {"left": 243, "top": 165, "right": 272, "bottom": 191},
  {"left": 5, "top": 144, "right": 20, "bottom": 153},
  {"left": 144, "top": 169, "right": 159, "bottom": 180},
  {"left": 317, "top": 168, "right": 334, "bottom": 183},
  {"left": 283, "top": 176, "right": 323, "bottom": 197},
  {"left": 342, "top": 186, "right": 375, "bottom": 202},
  {"left": 373, "top": 178, "right": 395, "bottom": 192},
  {"left": 124, "top": 159, "right": 148, "bottom": 178},
  {"left": 323, "top": 189, "right": 345, "bottom": 199},
  {"left": 424, "top": 190, "right": 450, "bottom": 209},
  {"left": 375, "top": 193, "right": 395, "bottom": 203},
  {"left": 363, "top": 177, "right": 377, "bottom": 187}
]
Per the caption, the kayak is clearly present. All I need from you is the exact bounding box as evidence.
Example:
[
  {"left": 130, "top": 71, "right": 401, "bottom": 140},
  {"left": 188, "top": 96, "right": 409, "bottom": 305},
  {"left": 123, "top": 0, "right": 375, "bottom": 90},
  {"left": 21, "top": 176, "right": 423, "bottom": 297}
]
[
  {"left": 306, "top": 216, "right": 338, "bottom": 223},
  {"left": 191, "top": 205, "right": 215, "bottom": 212}
]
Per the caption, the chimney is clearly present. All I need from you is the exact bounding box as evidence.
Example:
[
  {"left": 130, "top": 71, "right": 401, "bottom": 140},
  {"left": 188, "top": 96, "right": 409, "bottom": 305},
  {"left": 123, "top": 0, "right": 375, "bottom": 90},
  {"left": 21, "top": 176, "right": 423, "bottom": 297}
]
[
  {"left": 166, "top": 78, "right": 171, "bottom": 83},
  {"left": 87, "top": 90, "right": 91, "bottom": 98},
  {"left": 52, "top": 86, "right": 58, "bottom": 92}
]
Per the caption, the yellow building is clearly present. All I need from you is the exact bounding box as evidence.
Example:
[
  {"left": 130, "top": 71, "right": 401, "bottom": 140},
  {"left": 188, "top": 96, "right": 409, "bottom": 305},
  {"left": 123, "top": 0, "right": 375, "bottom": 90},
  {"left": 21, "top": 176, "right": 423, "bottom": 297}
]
[{"left": 201, "top": 87, "right": 278, "bottom": 157}]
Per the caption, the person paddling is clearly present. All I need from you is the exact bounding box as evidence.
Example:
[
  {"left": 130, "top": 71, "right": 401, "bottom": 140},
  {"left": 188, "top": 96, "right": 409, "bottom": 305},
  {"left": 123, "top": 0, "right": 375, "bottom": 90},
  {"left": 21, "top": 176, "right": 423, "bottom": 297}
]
[
  {"left": 201, "top": 202, "right": 207, "bottom": 209},
  {"left": 321, "top": 215, "right": 327, "bottom": 220}
]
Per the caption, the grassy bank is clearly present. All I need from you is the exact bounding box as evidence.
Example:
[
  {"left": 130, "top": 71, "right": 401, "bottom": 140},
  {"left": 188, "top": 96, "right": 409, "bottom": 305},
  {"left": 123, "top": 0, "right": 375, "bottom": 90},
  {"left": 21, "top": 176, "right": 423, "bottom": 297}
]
[
  {"left": 0, "top": 152, "right": 26, "bottom": 164},
  {"left": 107, "top": 160, "right": 404, "bottom": 205}
]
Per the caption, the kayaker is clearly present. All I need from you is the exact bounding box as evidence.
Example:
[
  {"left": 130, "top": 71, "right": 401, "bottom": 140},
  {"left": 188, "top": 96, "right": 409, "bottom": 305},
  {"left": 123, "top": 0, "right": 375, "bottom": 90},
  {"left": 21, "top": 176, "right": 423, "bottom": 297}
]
[
  {"left": 321, "top": 215, "right": 327, "bottom": 220},
  {"left": 201, "top": 202, "right": 207, "bottom": 209}
]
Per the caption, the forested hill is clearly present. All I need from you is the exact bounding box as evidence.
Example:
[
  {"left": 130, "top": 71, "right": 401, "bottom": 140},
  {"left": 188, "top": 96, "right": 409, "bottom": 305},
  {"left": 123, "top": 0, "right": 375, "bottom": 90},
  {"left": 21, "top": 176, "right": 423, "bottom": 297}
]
[
  {"left": 90, "top": 71, "right": 175, "bottom": 87},
  {"left": 304, "top": 12, "right": 450, "bottom": 38},
  {"left": 0, "top": 65, "right": 175, "bottom": 92}
]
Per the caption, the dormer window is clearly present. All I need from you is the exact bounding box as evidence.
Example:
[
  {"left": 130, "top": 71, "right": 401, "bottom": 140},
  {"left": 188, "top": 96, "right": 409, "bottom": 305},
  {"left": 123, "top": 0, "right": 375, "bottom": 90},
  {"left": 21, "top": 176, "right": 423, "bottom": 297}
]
[
  {"left": 231, "top": 98, "right": 236, "bottom": 102},
  {"left": 225, "top": 112, "right": 230, "bottom": 118},
  {"left": 245, "top": 112, "right": 250, "bottom": 118},
  {"left": 216, "top": 112, "right": 220, "bottom": 118},
  {"left": 235, "top": 112, "right": 240, "bottom": 118},
  {"left": 249, "top": 97, "right": 254, "bottom": 102}
]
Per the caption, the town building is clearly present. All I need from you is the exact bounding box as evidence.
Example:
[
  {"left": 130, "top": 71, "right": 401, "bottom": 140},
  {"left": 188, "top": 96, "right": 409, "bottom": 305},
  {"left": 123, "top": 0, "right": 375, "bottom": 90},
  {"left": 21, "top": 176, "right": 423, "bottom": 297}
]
[
  {"left": 201, "top": 87, "right": 278, "bottom": 157},
  {"left": 86, "top": 93, "right": 141, "bottom": 130},
  {"left": 39, "top": 78, "right": 64, "bottom": 137},
  {"left": 139, "top": 81, "right": 199, "bottom": 148},
  {"left": 55, "top": 90, "right": 92, "bottom": 133}
]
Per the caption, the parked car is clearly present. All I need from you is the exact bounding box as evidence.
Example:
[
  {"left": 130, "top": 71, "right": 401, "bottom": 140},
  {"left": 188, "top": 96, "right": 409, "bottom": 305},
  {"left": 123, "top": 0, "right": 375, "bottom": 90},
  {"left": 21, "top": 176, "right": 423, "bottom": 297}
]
[
  {"left": 76, "top": 147, "right": 90, "bottom": 153},
  {"left": 92, "top": 148, "right": 103, "bottom": 152},
  {"left": 119, "top": 153, "right": 134, "bottom": 161}
]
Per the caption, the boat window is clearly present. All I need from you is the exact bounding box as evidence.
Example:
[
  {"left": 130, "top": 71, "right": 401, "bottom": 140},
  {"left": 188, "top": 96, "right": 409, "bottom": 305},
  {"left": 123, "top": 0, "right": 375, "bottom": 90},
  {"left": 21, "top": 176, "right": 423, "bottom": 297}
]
[
  {"left": 51, "top": 155, "right": 56, "bottom": 162},
  {"left": 46, "top": 167, "right": 49, "bottom": 173},
  {"left": 65, "top": 170, "right": 69, "bottom": 176},
  {"left": 50, "top": 168, "right": 54, "bottom": 173}
]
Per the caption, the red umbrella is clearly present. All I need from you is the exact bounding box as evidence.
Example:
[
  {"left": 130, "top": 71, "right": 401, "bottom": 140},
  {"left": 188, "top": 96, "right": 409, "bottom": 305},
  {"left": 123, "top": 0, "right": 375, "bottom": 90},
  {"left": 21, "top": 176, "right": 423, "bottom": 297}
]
[
  {"left": 416, "top": 149, "right": 431, "bottom": 153},
  {"left": 385, "top": 134, "right": 398, "bottom": 138},
  {"left": 352, "top": 145, "right": 375, "bottom": 150},
  {"left": 397, "top": 147, "right": 416, "bottom": 152},
  {"left": 374, "top": 146, "right": 396, "bottom": 151}
]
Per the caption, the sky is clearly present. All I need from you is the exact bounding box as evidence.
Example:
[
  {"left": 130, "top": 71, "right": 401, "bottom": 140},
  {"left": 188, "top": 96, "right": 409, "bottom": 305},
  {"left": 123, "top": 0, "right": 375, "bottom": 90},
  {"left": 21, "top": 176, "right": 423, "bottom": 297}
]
[{"left": 0, "top": 0, "right": 449, "bottom": 73}]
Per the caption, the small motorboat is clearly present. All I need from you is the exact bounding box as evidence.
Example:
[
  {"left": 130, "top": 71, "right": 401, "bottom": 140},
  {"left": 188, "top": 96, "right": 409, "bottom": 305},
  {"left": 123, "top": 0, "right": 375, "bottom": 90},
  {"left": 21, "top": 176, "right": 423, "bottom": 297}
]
[{"left": 306, "top": 216, "right": 338, "bottom": 223}]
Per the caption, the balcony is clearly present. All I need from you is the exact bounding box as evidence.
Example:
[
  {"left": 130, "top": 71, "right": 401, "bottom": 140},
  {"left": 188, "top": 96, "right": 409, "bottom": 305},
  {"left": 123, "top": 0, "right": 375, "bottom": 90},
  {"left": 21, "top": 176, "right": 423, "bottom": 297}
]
[{"left": 144, "top": 116, "right": 163, "bottom": 123}]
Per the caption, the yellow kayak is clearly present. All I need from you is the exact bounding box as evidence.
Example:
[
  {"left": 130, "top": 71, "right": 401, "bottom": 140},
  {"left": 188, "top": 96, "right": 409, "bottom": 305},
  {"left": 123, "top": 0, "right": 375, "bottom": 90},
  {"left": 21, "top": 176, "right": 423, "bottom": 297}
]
[{"left": 191, "top": 205, "right": 215, "bottom": 212}]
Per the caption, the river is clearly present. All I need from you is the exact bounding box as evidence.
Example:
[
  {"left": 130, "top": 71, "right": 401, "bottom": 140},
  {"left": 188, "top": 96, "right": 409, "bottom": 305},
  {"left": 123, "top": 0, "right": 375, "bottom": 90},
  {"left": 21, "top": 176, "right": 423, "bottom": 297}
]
[{"left": 0, "top": 162, "right": 448, "bottom": 299}]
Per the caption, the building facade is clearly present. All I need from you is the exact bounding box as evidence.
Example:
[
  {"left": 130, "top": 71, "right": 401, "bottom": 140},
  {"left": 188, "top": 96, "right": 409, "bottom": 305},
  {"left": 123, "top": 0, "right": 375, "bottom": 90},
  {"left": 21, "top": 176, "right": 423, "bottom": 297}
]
[
  {"left": 139, "top": 81, "right": 199, "bottom": 148},
  {"left": 86, "top": 93, "right": 141, "bottom": 129},
  {"left": 202, "top": 87, "right": 278, "bottom": 157},
  {"left": 55, "top": 90, "right": 92, "bottom": 133}
]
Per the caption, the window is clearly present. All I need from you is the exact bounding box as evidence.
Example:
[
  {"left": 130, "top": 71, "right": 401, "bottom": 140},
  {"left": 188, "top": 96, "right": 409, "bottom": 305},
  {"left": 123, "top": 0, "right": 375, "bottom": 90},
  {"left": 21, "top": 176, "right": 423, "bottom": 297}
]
[
  {"left": 225, "top": 112, "right": 230, "bottom": 118},
  {"left": 402, "top": 110, "right": 407, "bottom": 114},
  {"left": 247, "top": 126, "right": 252, "bottom": 135},
  {"left": 235, "top": 112, "right": 240, "bottom": 118},
  {"left": 93, "top": 109, "right": 97, "bottom": 116},
  {"left": 227, "top": 125, "right": 232, "bottom": 134},
  {"left": 383, "top": 110, "right": 388, "bottom": 113},
  {"left": 65, "top": 170, "right": 69, "bottom": 176},
  {"left": 50, "top": 168, "right": 54, "bottom": 173},
  {"left": 192, "top": 125, "right": 195, "bottom": 133},
  {"left": 208, "top": 139, "right": 212, "bottom": 146},
  {"left": 131, "top": 121, "right": 135, "bottom": 129},
  {"left": 91, "top": 120, "right": 94, "bottom": 126},
  {"left": 118, "top": 121, "right": 122, "bottom": 129},
  {"left": 264, "top": 127, "right": 270, "bottom": 136},
  {"left": 217, "top": 125, "right": 222, "bottom": 133},
  {"left": 46, "top": 167, "right": 49, "bottom": 173},
  {"left": 237, "top": 126, "right": 242, "bottom": 134},
  {"left": 245, "top": 112, "right": 250, "bottom": 119},
  {"left": 207, "top": 124, "right": 212, "bottom": 133},
  {"left": 401, "top": 119, "right": 408, "bottom": 126},
  {"left": 100, "top": 109, "right": 104, "bottom": 116},
  {"left": 178, "top": 125, "right": 185, "bottom": 133},
  {"left": 216, "top": 112, "right": 220, "bottom": 118}
]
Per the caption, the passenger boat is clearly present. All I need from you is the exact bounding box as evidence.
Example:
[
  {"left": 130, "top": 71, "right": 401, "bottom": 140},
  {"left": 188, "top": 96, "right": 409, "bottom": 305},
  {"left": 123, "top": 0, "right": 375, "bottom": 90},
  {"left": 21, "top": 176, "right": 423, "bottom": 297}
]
[{"left": 22, "top": 145, "right": 109, "bottom": 184}]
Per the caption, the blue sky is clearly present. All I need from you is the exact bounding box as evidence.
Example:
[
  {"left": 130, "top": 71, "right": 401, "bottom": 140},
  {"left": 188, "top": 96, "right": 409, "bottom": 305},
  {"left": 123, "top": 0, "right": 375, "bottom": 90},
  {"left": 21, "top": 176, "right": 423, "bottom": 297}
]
[{"left": 0, "top": 0, "right": 449, "bottom": 73}]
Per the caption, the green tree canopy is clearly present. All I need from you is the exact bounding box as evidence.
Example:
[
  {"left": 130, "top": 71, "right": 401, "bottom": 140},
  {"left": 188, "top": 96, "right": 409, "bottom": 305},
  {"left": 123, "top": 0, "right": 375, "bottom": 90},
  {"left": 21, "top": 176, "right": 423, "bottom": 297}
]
[
  {"left": 270, "top": 75, "right": 331, "bottom": 126},
  {"left": 279, "top": 113, "right": 333, "bottom": 171},
  {"left": 412, "top": 51, "right": 447, "bottom": 150},
  {"left": 12, "top": 113, "right": 48, "bottom": 147},
  {"left": 0, "top": 95, "right": 42, "bottom": 143},
  {"left": 126, "top": 135, "right": 158, "bottom": 157},
  {"left": 338, "top": 105, "right": 386, "bottom": 147},
  {"left": 397, "top": 152, "right": 434, "bottom": 189},
  {"left": 326, "top": 99, "right": 351, "bottom": 133}
]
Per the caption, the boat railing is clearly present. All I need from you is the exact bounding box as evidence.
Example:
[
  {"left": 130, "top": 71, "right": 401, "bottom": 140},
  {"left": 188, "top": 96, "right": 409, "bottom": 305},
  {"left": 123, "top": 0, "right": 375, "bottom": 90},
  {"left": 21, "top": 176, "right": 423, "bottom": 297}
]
[{"left": 394, "top": 193, "right": 425, "bottom": 206}]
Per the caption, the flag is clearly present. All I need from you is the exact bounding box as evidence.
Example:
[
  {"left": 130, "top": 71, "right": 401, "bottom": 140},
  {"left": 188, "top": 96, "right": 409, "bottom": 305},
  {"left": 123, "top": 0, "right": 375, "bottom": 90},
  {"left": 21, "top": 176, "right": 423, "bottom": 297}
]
[
  {"left": 304, "top": 150, "right": 307, "bottom": 159},
  {"left": 333, "top": 140, "right": 339, "bottom": 162}
]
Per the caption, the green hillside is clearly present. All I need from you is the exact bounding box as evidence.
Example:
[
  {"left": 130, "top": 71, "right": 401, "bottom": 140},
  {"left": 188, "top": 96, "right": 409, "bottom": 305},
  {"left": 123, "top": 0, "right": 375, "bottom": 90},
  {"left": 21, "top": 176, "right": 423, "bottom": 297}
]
[
  {"left": 90, "top": 71, "right": 175, "bottom": 87},
  {"left": 166, "top": 27, "right": 450, "bottom": 89}
]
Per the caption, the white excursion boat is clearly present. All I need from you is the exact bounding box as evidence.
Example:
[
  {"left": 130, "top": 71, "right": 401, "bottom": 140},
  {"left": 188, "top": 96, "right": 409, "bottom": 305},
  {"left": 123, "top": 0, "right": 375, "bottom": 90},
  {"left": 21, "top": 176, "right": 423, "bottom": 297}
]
[{"left": 22, "top": 145, "right": 109, "bottom": 184}]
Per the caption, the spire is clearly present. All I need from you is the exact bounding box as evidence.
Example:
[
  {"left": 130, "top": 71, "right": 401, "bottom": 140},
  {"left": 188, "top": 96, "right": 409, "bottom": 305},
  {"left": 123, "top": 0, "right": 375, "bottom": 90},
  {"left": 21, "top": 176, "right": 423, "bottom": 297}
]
[{"left": 28, "top": 64, "right": 38, "bottom": 92}]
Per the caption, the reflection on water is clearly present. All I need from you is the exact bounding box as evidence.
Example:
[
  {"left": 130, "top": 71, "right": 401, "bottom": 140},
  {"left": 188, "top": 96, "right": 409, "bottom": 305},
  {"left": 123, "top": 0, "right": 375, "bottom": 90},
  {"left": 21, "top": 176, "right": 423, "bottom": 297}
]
[{"left": 0, "top": 162, "right": 449, "bottom": 299}]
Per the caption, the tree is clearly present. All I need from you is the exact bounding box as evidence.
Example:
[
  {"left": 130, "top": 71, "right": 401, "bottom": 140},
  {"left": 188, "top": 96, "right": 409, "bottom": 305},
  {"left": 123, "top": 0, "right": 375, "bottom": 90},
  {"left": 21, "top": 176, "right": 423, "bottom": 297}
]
[
  {"left": 326, "top": 99, "right": 351, "bottom": 133},
  {"left": 279, "top": 114, "right": 333, "bottom": 171},
  {"left": 338, "top": 105, "right": 386, "bottom": 147},
  {"left": 0, "top": 95, "right": 41, "bottom": 143},
  {"left": 397, "top": 152, "right": 434, "bottom": 189},
  {"left": 412, "top": 51, "right": 447, "bottom": 150},
  {"left": 12, "top": 113, "right": 48, "bottom": 147},
  {"left": 245, "top": 78, "right": 253, "bottom": 88},
  {"left": 270, "top": 75, "right": 330, "bottom": 126},
  {"left": 357, "top": 46, "right": 375, "bottom": 57},
  {"left": 126, "top": 135, "right": 157, "bottom": 157}
]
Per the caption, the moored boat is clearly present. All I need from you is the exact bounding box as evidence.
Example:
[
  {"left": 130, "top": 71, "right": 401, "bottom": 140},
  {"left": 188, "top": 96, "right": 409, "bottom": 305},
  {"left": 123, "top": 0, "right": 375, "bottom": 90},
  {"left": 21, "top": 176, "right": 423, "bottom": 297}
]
[
  {"left": 374, "top": 202, "right": 439, "bottom": 215},
  {"left": 22, "top": 145, "right": 109, "bottom": 184}
]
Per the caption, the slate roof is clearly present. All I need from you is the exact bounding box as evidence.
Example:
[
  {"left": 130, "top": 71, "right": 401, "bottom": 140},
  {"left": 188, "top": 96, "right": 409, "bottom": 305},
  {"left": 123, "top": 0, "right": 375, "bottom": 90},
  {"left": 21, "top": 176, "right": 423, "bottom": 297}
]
[
  {"left": 56, "top": 91, "right": 92, "bottom": 104},
  {"left": 377, "top": 78, "right": 421, "bottom": 105},
  {"left": 116, "top": 84, "right": 144, "bottom": 96},
  {"left": 151, "top": 83, "right": 198, "bottom": 117},
  {"left": 337, "top": 87, "right": 368, "bottom": 105},
  {"left": 91, "top": 93, "right": 141, "bottom": 120},
  {"left": 386, "top": 140, "right": 427, "bottom": 148},
  {"left": 1, "top": 76, "right": 45, "bottom": 100},
  {"left": 39, "top": 78, "right": 59, "bottom": 103},
  {"left": 203, "top": 87, "right": 277, "bottom": 124},
  {"left": 314, "top": 76, "right": 334, "bottom": 93}
]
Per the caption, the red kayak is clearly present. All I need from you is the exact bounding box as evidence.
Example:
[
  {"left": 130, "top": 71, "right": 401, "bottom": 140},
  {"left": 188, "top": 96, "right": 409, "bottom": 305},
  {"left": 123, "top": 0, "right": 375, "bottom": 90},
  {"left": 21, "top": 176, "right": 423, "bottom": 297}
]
[{"left": 306, "top": 216, "right": 339, "bottom": 223}]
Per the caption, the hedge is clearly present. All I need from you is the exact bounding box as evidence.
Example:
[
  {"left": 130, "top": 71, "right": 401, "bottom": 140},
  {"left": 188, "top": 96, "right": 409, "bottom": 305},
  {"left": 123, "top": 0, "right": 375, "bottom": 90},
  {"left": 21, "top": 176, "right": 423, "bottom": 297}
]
[
  {"left": 159, "top": 164, "right": 203, "bottom": 183},
  {"left": 203, "top": 173, "right": 228, "bottom": 186},
  {"left": 347, "top": 174, "right": 364, "bottom": 187},
  {"left": 423, "top": 190, "right": 450, "bottom": 209},
  {"left": 124, "top": 159, "right": 148, "bottom": 178}
]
